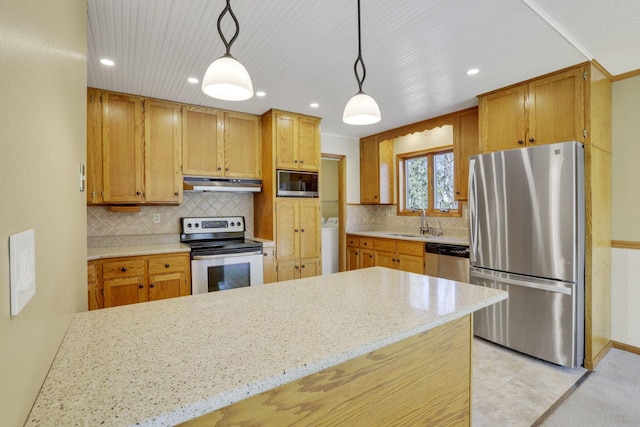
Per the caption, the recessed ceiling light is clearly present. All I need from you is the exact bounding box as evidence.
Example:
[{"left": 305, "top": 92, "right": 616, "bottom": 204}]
[
  {"left": 99, "top": 58, "right": 115, "bottom": 67},
  {"left": 256, "top": 91, "right": 266, "bottom": 97},
  {"left": 466, "top": 68, "right": 480, "bottom": 76},
  {"left": 310, "top": 103, "right": 319, "bottom": 108},
  {"left": 187, "top": 77, "right": 199, "bottom": 84}
]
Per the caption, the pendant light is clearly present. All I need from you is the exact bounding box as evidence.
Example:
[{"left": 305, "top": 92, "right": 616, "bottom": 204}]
[
  {"left": 202, "top": 0, "right": 253, "bottom": 101},
  {"left": 343, "top": 0, "right": 381, "bottom": 125}
]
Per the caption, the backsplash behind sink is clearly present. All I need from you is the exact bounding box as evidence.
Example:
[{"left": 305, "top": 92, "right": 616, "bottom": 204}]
[{"left": 87, "top": 192, "right": 254, "bottom": 241}]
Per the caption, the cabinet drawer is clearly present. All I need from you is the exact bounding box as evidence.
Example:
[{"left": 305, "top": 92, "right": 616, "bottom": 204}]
[
  {"left": 359, "top": 238, "right": 374, "bottom": 249},
  {"left": 373, "top": 239, "right": 396, "bottom": 253},
  {"left": 103, "top": 259, "right": 145, "bottom": 279},
  {"left": 347, "top": 235, "right": 359, "bottom": 247},
  {"left": 149, "top": 256, "right": 187, "bottom": 274},
  {"left": 397, "top": 241, "right": 424, "bottom": 257}
]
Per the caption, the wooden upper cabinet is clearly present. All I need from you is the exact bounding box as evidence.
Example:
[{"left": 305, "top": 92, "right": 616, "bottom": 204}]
[
  {"left": 182, "top": 106, "right": 224, "bottom": 177},
  {"left": 102, "top": 92, "right": 144, "bottom": 203},
  {"left": 275, "top": 111, "right": 320, "bottom": 171},
  {"left": 87, "top": 88, "right": 103, "bottom": 204},
  {"left": 453, "top": 108, "right": 480, "bottom": 201},
  {"left": 224, "top": 112, "right": 261, "bottom": 178},
  {"left": 360, "top": 137, "right": 394, "bottom": 204},
  {"left": 479, "top": 64, "right": 586, "bottom": 153},
  {"left": 145, "top": 100, "right": 182, "bottom": 203},
  {"left": 527, "top": 67, "right": 585, "bottom": 146},
  {"left": 479, "top": 85, "right": 526, "bottom": 153}
]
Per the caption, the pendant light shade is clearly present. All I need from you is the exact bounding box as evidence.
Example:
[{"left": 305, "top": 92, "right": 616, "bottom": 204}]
[
  {"left": 202, "top": 0, "right": 253, "bottom": 101},
  {"left": 202, "top": 54, "right": 253, "bottom": 101},
  {"left": 343, "top": 0, "right": 381, "bottom": 125},
  {"left": 343, "top": 91, "right": 381, "bottom": 125}
]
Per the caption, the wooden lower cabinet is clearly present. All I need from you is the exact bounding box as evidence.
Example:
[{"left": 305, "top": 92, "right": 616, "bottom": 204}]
[
  {"left": 347, "top": 235, "right": 425, "bottom": 274},
  {"left": 262, "top": 246, "right": 277, "bottom": 284},
  {"left": 89, "top": 252, "right": 191, "bottom": 310},
  {"left": 277, "top": 258, "right": 320, "bottom": 282}
]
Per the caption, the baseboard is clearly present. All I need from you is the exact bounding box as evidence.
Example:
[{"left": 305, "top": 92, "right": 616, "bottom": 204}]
[
  {"left": 585, "top": 341, "right": 613, "bottom": 369},
  {"left": 612, "top": 340, "right": 640, "bottom": 355}
]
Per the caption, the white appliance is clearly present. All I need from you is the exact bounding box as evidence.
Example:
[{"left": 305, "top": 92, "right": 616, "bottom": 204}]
[
  {"left": 180, "top": 217, "right": 264, "bottom": 293},
  {"left": 321, "top": 217, "right": 339, "bottom": 274}
]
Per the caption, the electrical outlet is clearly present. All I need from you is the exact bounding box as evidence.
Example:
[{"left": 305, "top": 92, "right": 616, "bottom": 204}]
[{"left": 153, "top": 213, "right": 160, "bottom": 224}]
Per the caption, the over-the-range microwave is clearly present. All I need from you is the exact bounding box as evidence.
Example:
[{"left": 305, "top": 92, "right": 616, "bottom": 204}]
[{"left": 276, "top": 170, "right": 319, "bottom": 198}]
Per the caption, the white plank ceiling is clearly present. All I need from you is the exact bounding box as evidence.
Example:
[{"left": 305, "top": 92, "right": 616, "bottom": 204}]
[{"left": 87, "top": 0, "right": 640, "bottom": 139}]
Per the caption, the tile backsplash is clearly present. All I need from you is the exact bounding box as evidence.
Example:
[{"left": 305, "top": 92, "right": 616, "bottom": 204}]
[
  {"left": 346, "top": 204, "right": 469, "bottom": 239},
  {"left": 88, "top": 192, "right": 254, "bottom": 245}
]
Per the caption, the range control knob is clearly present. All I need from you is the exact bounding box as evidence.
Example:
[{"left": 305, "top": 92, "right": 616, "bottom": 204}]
[
  {"left": 195, "top": 223, "right": 200, "bottom": 228},
  {"left": 187, "top": 223, "right": 192, "bottom": 228},
  {"left": 237, "top": 221, "right": 242, "bottom": 227},
  {"left": 230, "top": 222, "right": 235, "bottom": 226}
]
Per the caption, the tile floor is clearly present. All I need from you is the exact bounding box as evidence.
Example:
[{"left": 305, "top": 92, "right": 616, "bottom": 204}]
[{"left": 472, "top": 338, "right": 587, "bottom": 426}]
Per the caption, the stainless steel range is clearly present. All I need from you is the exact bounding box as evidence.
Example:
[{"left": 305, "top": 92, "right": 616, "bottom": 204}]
[{"left": 180, "top": 217, "right": 264, "bottom": 293}]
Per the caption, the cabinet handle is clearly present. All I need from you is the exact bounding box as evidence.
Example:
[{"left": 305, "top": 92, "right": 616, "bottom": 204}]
[
  {"left": 136, "top": 191, "right": 141, "bottom": 195},
  {"left": 455, "top": 191, "right": 460, "bottom": 195},
  {"left": 294, "top": 229, "right": 299, "bottom": 232},
  {"left": 529, "top": 137, "right": 535, "bottom": 143},
  {"left": 295, "top": 265, "right": 299, "bottom": 269},
  {"left": 121, "top": 267, "right": 127, "bottom": 272},
  {"left": 517, "top": 140, "right": 524, "bottom": 145},
  {"left": 300, "top": 228, "right": 305, "bottom": 232},
  {"left": 165, "top": 263, "right": 170, "bottom": 268},
  {"left": 301, "top": 264, "right": 305, "bottom": 268},
  {"left": 300, "top": 160, "right": 304, "bottom": 164},
  {"left": 225, "top": 167, "right": 229, "bottom": 171},
  {"left": 174, "top": 192, "right": 179, "bottom": 196},
  {"left": 138, "top": 284, "right": 144, "bottom": 289},
  {"left": 217, "top": 167, "right": 222, "bottom": 171},
  {"left": 363, "top": 242, "right": 367, "bottom": 246},
  {"left": 150, "top": 283, "right": 155, "bottom": 288},
  {"left": 374, "top": 195, "right": 378, "bottom": 199},
  {"left": 369, "top": 254, "right": 373, "bottom": 258},
  {"left": 294, "top": 160, "right": 298, "bottom": 163},
  {"left": 392, "top": 259, "right": 396, "bottom": 262}
]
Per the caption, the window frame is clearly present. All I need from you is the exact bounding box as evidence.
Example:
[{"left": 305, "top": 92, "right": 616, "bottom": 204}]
[{"left": 396, "top": 145, "right": 461, "bottom": 217}]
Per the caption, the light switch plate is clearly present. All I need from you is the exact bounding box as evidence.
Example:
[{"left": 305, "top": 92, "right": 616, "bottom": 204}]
[{"left": 9, "top": 229, "right": 36, "bottom": 316}]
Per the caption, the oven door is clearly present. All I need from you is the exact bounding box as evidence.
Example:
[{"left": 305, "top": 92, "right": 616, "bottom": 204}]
[{"left": 191, "top": 251, "right": 264, "bottom": 294}]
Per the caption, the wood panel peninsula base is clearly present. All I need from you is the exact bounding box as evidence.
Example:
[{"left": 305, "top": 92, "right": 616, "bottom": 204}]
[
  {"left": 26, "top": 268, "right": 506, "bottom": 426},
  {"left": 183, "top": 315, "right": 472, "bottom": 426}
]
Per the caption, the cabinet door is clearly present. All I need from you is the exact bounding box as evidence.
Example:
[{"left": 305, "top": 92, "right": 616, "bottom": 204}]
[
  {"left": 360, "top": 249, "right": 374, "bottom": 268},
  {"left": 360, "top": 136, "right": 380, "bottom": 204},
  {"left": 527, "top": 67, "right": 585, "bottom": 146},
  {"left": 397, "top": 254, "right": 424, "bottom": 274},
  {"left": 275, "top": 201, "right": 299, "bottom": 261},
  {"left": 374, "top": 250, "right": 397, "bottom": 269},
  {"left": 299, "top": 201, "right": 321, "bottom": 259},
  {"left": 87, "top": 260, "right": 103, "bottom": 311},
  {"left": 102, "top": 93, "right": 144, "bottom": 203},
  {"left": 148, "top": 254, "right": 191, "bottom": 296},
  {"left": 148, "top": 272, "right": 184, "bottom": 301},
  {"left": 479, "top": 85, "right": 526, "bottom": 153},
  {"left": 262, "top": 247, "right": 278, "bottom": 284},
  {"left": 299, "top": 258, "right": 320, "bottom": 278},
  {"left": 87, "top": 89, "right": 103, "bottom": 204},
  {"left": 298, "top": 117, "right": 320, "bottom": 171},
  {"left": 277, "top": 260, "right": 298, "bottom": 282},
  {"left": 225, "top": 112, "right": 261, "bottom": 178},
  {"left": 144, "top": 99, "right": 182, "bottom": 203},
  {"left": 275, "top": 112, "right": 299, "bottom": 169},
  {"left": 103, "top": 276, "right": 147, "bottom": 308},
  {"left": 182, "top": 106, "right": 224, "bottom": 177},
  {"left": 453, "top": 108, "right": 479, "bottom": 201},
  {"left": 347, "top": 246, "right": 360, "bottom": 271}
]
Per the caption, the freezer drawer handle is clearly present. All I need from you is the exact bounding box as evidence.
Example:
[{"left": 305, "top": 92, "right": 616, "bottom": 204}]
[{"left": 471, "top": 271, "right": 573, "bottom": 295}]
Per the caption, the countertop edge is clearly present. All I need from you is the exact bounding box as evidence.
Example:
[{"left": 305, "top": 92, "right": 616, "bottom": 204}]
[{"left": 346, "top": 230, "right": 469, "bottom": 246}]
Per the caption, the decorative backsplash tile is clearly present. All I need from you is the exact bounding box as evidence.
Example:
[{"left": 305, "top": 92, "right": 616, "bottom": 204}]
[
  {"left": 346, "top": 204, "right": 469, "bottom": 239},
  {"left": 88, "top": 192, "right": 255, "bottom": 240}
]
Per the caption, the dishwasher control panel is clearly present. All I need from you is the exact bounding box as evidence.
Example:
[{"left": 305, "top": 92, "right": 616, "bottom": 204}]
[{"left": 425, "top": 243, "right": 469, "bottom": 258}]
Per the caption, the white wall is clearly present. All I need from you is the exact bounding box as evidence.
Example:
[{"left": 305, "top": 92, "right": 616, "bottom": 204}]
[
  {"left": 0, "top": 1, "right": 87, "bottom": 425},
  {"left": 320, "top": 132, "right": 360, "bottom": 204},
  {"left": 610, "top": 74, "right": 640, "bottom": 348}
]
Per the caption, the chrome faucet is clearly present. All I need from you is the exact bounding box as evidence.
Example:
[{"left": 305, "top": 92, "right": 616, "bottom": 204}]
[
  {"left": 419, "top": 209, "right": 430, "bottom": 235},
  {"left": 432, "top": 217, "right": 443, "bottom": 236}
]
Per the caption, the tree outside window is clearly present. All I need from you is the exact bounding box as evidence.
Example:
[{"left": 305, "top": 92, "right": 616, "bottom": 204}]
[{"left": 399, "top": 148, "right": 459, "bottom": 215}]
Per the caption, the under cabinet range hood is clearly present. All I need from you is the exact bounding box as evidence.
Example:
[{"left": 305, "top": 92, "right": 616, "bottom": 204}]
[{"left": 183, "top": 176, "right": 262, "bottom": 193}]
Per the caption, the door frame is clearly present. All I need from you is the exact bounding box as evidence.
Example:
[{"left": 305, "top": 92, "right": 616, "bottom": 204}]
[{"left": 321, "top": 154, "right": 346, "bottom": 272}]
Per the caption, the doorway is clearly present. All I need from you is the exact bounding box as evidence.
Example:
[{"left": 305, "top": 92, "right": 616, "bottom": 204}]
[{"left": 321, "top": 154, "right": 346, "bottom": 273}]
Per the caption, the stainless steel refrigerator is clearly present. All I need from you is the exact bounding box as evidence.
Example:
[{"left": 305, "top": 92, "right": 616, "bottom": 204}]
[{"left": 468, "top": 141, "right": 584, "bottom": 368}]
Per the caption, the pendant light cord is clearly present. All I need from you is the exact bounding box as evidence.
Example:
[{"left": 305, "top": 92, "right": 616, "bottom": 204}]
[
  {"left": 353, "top": 0, "right": 367, "bottom": 93},
  {"left": 217, "top": 0, "right": 240, "bottom": 56}
]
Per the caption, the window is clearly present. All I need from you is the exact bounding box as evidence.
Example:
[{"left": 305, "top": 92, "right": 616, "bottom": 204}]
[{"left": 398, "top": 148, "right": 459, "bottom": 216}]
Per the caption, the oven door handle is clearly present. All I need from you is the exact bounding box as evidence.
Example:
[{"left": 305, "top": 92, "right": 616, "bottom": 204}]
[{"left": 192, "top": 250, "right": 263, "bottom": 260}]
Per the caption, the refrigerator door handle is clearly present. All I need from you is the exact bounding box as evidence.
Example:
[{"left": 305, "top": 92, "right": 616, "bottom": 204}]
[
  {"left": 471, "top": 270, "right": 573, "bottom": 295},
  {"left": 468, "top": 158, "right": 478, "bottom": 263}
]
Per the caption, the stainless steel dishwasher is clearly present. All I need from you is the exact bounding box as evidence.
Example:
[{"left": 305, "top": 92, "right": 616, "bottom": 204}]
[{"left": 424, "top": 243, "right": 470, "bottom": 282}]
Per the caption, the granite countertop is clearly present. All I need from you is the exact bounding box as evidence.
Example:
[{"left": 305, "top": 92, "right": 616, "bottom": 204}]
[
  {"left": 26, "top": 267, "right": 506, "bottom": 426},
  {"left": 87, "top": 243, "right": 191, "bottom": 260},
  {"left": 347, "top": 230, "right": 470, "bottom": 246}
]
